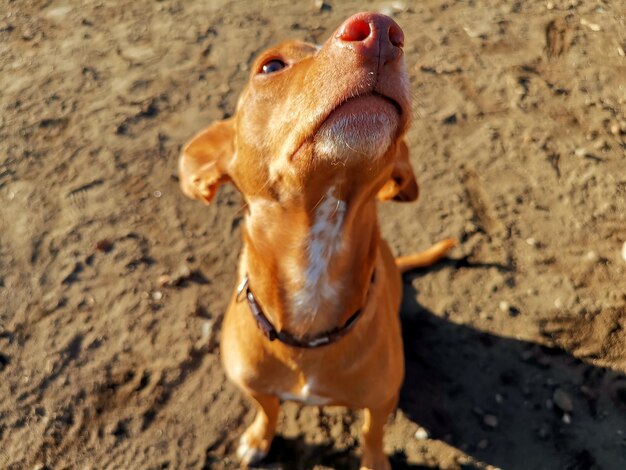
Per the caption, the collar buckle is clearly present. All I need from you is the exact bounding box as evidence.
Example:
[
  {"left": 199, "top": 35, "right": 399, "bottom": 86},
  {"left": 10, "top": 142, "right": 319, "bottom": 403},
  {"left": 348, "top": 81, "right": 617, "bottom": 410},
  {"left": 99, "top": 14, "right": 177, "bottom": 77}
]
[{"left": 236, "top": 275, "right": 249, "bottom": 303}]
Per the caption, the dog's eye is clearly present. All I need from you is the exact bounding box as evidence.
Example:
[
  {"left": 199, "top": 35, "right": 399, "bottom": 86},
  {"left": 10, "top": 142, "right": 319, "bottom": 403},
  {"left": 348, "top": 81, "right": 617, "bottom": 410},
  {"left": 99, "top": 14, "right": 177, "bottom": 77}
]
[{"left": 260, "top": 59, "right": 286, "bottom": 74}]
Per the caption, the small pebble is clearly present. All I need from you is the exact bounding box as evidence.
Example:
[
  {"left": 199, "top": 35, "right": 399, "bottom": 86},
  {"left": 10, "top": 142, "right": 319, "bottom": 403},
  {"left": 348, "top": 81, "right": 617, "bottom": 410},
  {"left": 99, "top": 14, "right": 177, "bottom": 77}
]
[
  {"left": 554, "top": 298, "right": 563, "bottom": 309},
  {"left": 464, "top": 221, "right": 478, "bottom": 235},
  {"left": 621, "top": 241, "right": 626, "bottom": 262},
  {"left": 95, "top": 239, "right": 113, "bottom": 252},
  {"left": 562, "top": 413, "right": 572, "bottom": 424},
  {"left": 201, "top": 320, "right": 213, "bottom": 340},
  {"left": 495, "top": 393, "right": 504, "bottom": 404},
  {"left": 153, "top": 190, "right": 162, "bottom": 198},
  {"left": 21, "top": 29, "right": 34, "bottom": 40},
  {"left": 580, "top": 18, "right": 601, "bottom": 31},
  {"left": 157, "top": 274, "right": 171, "bottom": 287},
  {"left": 479, "top": 311, "right": 492, "bottom": 320},
  {"left": 195, "top": 320, "right": 215, "bottom": 351},
  {"left": 546, "top": 1, "right": 554, "bottom": 9},
  {"left": 483, "top": 414, "right": 499, "bottom": 428},
  {"left": 477, "top": 439, "right": 489, "bottom": 450},
  {"left": 585, "top": 251, "right": 599, "bottom": 263},
  {"left": 500, "top": 302, "right": 519, "bottom": 317},
  {"left": 151, "top": 291, "right": 163, "bottom": 301},
  {"left": 42, "top": 292, "right": 64, "bottom": 314},
  {"left": 379, "top": 1, "right": 407, "bottom": 15},
  {"left": 159, "top": 264, "right": 195, "bottom": 287},
  {"left": 46, "top": 6, "right": 72, "bottom": 19},
  {"left": 414, "top": 426, "right": 429, "bottom": 440},
  {"left": 574, "top": 148, "right": 587, "bottom": 158},
  {"left": 176, "top": 264, "right": 192, "bottom": 280},
  {"left": 391, "top": 1, "right": 408, "bottom": 12},
  {"left": 168, "top": 264, "right": 193, "bottom": 286},
  {"left": 553, "top": 388, "right": 574, "bottom": 412},
  {"left": 499, "top": 301, "right": 510, "bottom": 312},
  {"left": 610, "top": 122, "right": 620, "bottom": 136},
  {"left": 525, "top": 237, "right": 538, "bottom": 247},
  {"left": 314, "top": 0, "right": 330, "bottom": 11}
]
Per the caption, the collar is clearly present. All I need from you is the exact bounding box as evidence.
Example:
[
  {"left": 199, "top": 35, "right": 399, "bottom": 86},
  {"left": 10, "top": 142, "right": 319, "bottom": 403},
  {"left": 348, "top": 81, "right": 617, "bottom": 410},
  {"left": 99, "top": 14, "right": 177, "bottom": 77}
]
[{"left": 236, "top": 271, "right": 375, "bottom": 349}]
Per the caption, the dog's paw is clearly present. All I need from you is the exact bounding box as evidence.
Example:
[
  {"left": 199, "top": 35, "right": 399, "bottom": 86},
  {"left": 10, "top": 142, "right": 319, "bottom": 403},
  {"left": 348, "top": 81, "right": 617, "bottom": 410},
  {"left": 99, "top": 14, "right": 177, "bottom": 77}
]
[{"left": 236, "top": 434, "right": 270, "bottom": 467}]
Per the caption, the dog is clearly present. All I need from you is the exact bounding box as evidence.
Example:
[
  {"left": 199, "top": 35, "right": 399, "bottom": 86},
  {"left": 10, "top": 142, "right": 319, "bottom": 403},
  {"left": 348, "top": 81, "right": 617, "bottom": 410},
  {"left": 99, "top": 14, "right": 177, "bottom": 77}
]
[{"left": 179, "top": 12, "right": 455, "bottom": 470}]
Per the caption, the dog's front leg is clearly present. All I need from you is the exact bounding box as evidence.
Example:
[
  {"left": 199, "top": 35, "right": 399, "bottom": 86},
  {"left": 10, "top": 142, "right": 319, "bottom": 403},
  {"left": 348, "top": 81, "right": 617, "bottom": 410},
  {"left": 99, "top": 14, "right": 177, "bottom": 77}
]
[
  {"left": 360, "top": 396, "right": 398, "bottom": 470},
  {"left": 237, "top": 391, "right": 280, "bottom": 467}
]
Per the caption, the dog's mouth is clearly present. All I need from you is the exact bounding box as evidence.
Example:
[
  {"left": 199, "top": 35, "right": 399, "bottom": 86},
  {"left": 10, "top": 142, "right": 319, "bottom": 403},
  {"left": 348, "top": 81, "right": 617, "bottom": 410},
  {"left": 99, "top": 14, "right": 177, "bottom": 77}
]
[{"left": 370, "top": 91, "right": 403, "bottom": 115}]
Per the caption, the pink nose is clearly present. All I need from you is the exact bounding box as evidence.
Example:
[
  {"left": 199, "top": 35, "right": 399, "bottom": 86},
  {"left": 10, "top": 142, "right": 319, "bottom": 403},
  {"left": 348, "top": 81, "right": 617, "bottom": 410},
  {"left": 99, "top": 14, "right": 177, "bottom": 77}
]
[{"left": 335, "top": 12, "right": 404, "bottom": 62}]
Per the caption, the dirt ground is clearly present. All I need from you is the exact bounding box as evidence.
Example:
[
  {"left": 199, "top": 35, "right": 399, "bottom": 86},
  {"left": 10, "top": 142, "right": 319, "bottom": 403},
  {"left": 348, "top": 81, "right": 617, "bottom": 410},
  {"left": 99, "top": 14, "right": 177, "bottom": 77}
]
[{"left": 1, "top": 0, "right": 625, "bottom": 468}]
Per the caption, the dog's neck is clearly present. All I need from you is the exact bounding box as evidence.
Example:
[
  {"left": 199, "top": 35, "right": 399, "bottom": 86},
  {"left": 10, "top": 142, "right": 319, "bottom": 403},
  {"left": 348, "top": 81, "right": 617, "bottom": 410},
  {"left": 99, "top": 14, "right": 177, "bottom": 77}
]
[{"left": 242, "top": 187, "right": 379, "bottom": 338}]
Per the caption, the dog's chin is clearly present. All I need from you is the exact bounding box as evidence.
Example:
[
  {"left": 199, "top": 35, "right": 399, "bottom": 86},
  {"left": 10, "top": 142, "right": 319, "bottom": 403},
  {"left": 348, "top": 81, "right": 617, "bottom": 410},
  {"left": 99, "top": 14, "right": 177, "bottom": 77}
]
[{"left": 313, "top": 95, "right": 400, "bottom": 161}]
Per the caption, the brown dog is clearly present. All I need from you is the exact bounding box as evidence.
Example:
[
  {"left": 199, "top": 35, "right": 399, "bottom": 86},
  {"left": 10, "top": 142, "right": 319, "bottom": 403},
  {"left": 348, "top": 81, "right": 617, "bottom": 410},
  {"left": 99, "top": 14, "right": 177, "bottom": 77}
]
[{"left": 179, "top": 12, "right": 455, "bottom": 470}]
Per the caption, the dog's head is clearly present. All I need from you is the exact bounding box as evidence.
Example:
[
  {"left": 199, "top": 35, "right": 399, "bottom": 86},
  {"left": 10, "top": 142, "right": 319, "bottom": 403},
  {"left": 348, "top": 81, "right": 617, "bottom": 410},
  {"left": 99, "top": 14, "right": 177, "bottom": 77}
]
[{"left": 180, "top": 12, "right": 418, "bottom": 209}]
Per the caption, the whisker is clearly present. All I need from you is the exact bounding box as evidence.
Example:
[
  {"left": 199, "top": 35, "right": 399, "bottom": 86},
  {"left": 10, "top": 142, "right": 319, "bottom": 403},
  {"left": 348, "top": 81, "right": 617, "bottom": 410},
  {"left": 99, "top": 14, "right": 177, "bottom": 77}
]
[{"left": 312, "top": 193, "right": 327, "bottom": 211}]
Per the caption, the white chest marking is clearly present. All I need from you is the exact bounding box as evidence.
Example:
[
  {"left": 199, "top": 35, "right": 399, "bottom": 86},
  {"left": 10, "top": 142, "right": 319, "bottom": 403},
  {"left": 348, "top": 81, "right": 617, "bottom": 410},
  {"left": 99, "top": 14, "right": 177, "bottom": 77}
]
[
  {"left": 278, "top": 381, "right": 332, "bottom": 406},
  {"left": 292, "top": 187, "right": 346, "bottom": 323}
]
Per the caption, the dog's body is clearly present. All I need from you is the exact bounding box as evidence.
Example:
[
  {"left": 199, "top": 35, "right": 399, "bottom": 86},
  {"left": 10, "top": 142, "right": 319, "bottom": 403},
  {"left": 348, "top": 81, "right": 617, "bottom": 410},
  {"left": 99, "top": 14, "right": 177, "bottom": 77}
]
[{"left": 179, "top": 12, "right": 454, "bottom": 470}]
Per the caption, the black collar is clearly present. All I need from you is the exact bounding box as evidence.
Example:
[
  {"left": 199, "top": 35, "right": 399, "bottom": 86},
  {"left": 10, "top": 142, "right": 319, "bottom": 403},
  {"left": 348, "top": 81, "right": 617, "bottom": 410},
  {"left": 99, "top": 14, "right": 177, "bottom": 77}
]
[{"left": 236, "top": 271, "right": 375, "bottom": 349}]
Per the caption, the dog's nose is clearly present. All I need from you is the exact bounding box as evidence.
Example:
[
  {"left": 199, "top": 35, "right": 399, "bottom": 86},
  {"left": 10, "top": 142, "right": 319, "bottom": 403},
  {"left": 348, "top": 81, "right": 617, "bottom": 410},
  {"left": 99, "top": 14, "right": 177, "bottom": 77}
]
[{"left": 335, "top": 12, "right": 404, "bottom": 63}]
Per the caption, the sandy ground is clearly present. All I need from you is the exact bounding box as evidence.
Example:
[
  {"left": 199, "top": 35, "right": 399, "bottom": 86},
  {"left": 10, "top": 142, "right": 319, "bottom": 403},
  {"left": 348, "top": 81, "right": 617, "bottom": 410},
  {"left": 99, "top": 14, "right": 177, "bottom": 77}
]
[{"left": 1, "top": 0, "right": 625, "bottom": 469}]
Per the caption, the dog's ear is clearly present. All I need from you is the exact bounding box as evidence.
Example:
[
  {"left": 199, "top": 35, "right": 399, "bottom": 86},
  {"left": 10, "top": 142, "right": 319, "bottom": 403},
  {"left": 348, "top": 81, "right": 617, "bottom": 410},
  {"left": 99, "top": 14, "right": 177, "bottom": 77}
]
[
  {"left": 179, "top": 118, "right": 235, "bottom": 205},
  {"left": 377, "top": 139, "right": 419, "bottom": 202}
]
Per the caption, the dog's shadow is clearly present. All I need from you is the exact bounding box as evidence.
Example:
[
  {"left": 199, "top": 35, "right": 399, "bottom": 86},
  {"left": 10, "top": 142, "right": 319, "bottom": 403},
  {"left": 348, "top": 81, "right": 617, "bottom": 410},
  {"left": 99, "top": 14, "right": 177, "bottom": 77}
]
[
  {"left": 397, "top": 268, "right": 625, "bottom": 470},
  {"left": 260, "top": 437, "right": 443, "bottom": 470},
  {"left": 260, "top": 436, "right": 447, "bottom": 469},
  {"left": 235, "top": 260, "right": 625, "bottom": 470}
]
